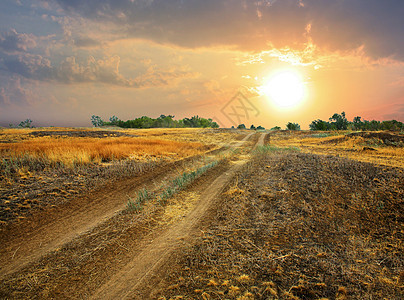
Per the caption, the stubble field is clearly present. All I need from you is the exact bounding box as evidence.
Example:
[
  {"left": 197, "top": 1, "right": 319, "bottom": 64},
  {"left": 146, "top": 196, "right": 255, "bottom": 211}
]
[{"left": 0, "top": 128, "right": 402, "bottom": 299}]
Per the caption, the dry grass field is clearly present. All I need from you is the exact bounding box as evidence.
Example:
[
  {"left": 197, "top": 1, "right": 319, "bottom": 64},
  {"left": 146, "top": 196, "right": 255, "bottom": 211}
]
[
  {"left": 0, "top": 128, "right": 402, "bottom": 299},
  {"left": 0, "top": 127, "right": 238, "bottom": 226},
  {"left": 151, "top": 144, "right": 404, "bottom": 299},
  {"left": 0, "top": 136, "right": 209, "bottom": 164},
  {"left": 271, "top": 130, "right": 404, "bottom": 168}
]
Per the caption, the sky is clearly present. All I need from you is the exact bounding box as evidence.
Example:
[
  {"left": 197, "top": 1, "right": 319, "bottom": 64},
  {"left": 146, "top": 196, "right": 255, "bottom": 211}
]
[{"left": 0, "top": 0, "right": 403, "bottom": 129}]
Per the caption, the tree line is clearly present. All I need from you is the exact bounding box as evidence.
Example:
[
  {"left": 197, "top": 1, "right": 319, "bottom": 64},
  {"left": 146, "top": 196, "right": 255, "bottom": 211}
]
[
  {"left": 309, "top": 112, "right": 403, "bottom": 131},
  {"left": 255, "top": 112, "right": 403, "bottom": 131},
  {"left": 91, "top": 115, "right": 219, "bottom": 129}
]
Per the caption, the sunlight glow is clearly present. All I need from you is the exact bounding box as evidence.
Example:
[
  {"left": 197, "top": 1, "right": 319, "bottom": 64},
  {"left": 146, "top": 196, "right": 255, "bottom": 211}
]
[{"left": 261, "top": 70, "right": 305, "bottom": 108}]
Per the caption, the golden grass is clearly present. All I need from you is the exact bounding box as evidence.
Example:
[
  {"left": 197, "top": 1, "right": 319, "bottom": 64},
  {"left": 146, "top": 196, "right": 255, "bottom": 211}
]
[
  {"left": 0, "top": 128, "right": 241, "bottom": 157},
  {"left": 0, "top": 128, "right": 34, "bottom": 135},
  {"left": 0, "top": 136, "right": 209, "bottom": 165},
  {"left": 0, "top": 127, "right": 86, "bottom": 133},
  {"left": 121, "top": 128, "right": 239, "bottom": 145}
]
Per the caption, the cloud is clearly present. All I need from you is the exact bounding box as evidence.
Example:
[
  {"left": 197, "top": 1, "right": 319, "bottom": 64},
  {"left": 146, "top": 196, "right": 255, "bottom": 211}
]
[
  {"left": 381, "top": 101, "right": 404, "bottom": 121},
  {"left": 2, "top": 53, "right": 53, "bottom": 79},
  {"left": 46, "top": 0, "right": 404, "bottom": 61},
  {"left": 56, "top": 55, "right": 129, "bottom": 85},
  {"left": 0, "top": 52, "right": 198, "bottom": 88},
  {"left": 0, "top": 76, "right": 37, "bottom": 106},
  {"left": 390, "top": 76, "right": 404, "bottom": 87},
  {"left": 0, "top": 87, "right": 9, "bottom": 105},
  {"left": 131, "top": 64, "right": 200, "bottom": 88},
  {"left": 73, "top": 37, "right": 102, "bottom": 48},
  {"left": 0, "top": 29, "right": 37, "bottom": 53}
]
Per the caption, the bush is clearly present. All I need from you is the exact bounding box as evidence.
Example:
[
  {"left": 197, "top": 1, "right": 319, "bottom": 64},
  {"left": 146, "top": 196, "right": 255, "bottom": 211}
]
[
  {"left": 18, "top": 119, "right": 33, "bottom": 128},
  {"left": 309, "top": 119, "right": 331, "bottom": 131},
  {"left": 286, "top": 122, "right": 301, "bottom": 130}
]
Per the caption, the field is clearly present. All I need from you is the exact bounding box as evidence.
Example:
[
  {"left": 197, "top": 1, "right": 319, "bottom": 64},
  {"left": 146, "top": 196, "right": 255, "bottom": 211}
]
[
  {"left": 0, "top": 128, "right": 402, "bottom": 299},
  {"left": 0, "top": 127, "right": 237, "bottom": 225}
]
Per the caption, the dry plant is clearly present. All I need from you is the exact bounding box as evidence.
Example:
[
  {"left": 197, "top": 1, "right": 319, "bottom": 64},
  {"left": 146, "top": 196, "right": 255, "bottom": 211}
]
[
  {"left": 155, "top": 150, "right": 403, "bottom": 299},
  {"left": 271, "top": 131, "right": 404, "bottom": 168},
  {"left": 0, "top": 136, "right": 209, "bottom": 166}
]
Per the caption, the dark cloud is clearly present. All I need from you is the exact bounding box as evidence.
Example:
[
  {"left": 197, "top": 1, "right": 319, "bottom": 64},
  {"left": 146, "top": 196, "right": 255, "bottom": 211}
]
[
  {"left": 2, "top": 54, "right": 52, "bottom": 79},
  {"left": 306, "top": 0, "right": 404, "bottom": 60},
  {"left": 0, "top": 29, "right": 37, "bottom": 53},
  {"left": 47, "top": 0, "right": 404, "bottom": 60}
]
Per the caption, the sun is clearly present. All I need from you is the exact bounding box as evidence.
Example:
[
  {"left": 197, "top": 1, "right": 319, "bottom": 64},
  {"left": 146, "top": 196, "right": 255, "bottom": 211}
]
[{"left": 261, "top": 70, "right": 305, "bottom": 108}]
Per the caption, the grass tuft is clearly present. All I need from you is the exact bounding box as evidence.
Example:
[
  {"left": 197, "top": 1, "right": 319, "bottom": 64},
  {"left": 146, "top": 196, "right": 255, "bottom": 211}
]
[
  {"left": 126, "top": 160, "right": 219, "bottom": 212},
  {"left": 159, "top": 161, "right": 218, "bottom": 204},
  {"left": 254, "top": 145, "right": 300, "bottom": 155},
  {"left": 127, "top": 188, "right": 153, "bottom": 212}
]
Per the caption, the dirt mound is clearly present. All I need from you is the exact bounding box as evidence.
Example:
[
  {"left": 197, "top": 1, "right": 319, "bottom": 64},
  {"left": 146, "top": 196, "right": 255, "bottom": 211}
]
[
  {"left": 348, "top": 131, "right": 404, "bottom": 146},
  {"left": 29, "top": 130, "right": 136, "bottom": 138}
]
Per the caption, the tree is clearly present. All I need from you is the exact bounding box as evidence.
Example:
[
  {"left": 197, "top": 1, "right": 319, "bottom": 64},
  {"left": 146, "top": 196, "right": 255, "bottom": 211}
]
[
  {"left": 308, "top": 113, "right": 404, "bottom": 132},
  {"left": 109, "top": 115, "right": 120, "bottom": 125},
  {"left": 368, "top": 120, "right": 381, "bottom": 131},
  {"left": 309, "top": 119, "right": 330, "bottom": 131},
  {"left": 286, "top": 122, "right": 301, "bottom": 130},
  {"left": 210, "top": 120, "right": 219, "bottom": 128},
  {"left": 270, "top": 126, "right": 281, "bottom": 130},
  {"left": 18, "top": 119, "right": 33, "bottom": 128},
  {"left": 114, "top": 115, "right": 218, "bottom": 129},
  {"left": 183, "top": 116, "right": 202, "bottom": 128},
  {"left": 329, "top": 112, "right": 348, "bottom": 130},
  {"left": 237, "top": 124, "right": 246, "bottom": 129},
  {"left": 381, "top": 120, "right": 403, "bottom": 131},
  {"left": 257, "top": 125, "right": 265, "bottom": 130},
  {"left": 250, "top": 124, "right": 256, "bottom": 130},
  {"left": 352, "top": 116, "right": 363, "bottom": 130},
  {"left": 91, "top": 115, "right": 104, "bottom": 127}
]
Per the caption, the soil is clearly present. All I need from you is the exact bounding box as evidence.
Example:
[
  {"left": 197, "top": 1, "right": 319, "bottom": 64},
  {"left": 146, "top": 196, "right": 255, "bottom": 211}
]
[{"left": 0, "top": 159, "right": 156, "bottom": 225}]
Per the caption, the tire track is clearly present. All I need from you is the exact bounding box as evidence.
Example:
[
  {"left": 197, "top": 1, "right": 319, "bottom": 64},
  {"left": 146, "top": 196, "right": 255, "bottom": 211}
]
[
  {"left": 0, "top": 133, "right": 253, "bottom": 280},
  {"left": 91, "top": 132, "right": 266, "bottom": 299}
]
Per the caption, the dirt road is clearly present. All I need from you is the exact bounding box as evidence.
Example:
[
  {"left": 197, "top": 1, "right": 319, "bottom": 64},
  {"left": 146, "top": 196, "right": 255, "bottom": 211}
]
[
  {"left": 0, "top": 131, "right": 265, "bottom": 298},
  {"left": 91, "top": 132, "right": 266, "bottom": 299}
]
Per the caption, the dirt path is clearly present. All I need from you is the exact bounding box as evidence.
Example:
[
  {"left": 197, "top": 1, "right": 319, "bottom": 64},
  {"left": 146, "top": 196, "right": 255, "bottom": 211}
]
[
  {"left": 0, "top": 132, "right": 254, "bottom": 280},
  {"left": 91, "top": 132, "right": 266, "bottom": 299}
]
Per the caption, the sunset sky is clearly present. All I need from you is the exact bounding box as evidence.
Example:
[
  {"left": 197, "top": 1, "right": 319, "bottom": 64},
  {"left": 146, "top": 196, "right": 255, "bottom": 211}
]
[{"left": 0, "top": 0, "right": 403, "bottom": 128}]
